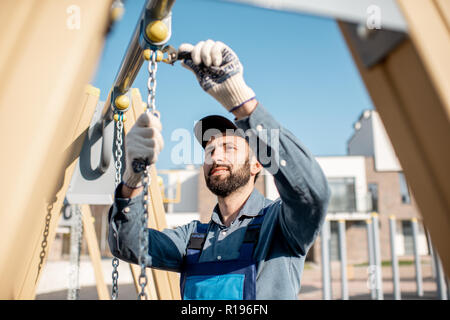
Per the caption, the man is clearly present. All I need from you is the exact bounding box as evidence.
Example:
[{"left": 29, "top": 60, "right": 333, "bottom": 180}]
[{"left": 108, "top": 40, "right": 331, "bottom": 300}]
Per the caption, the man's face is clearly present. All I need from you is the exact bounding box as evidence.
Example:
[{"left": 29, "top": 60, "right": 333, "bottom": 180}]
[{"left": 203, "top": 134, "right": 255, "bottom": 197}]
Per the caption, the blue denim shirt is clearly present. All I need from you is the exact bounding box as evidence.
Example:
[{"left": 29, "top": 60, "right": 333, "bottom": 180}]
[{"left": 108, "top": 103, "right": 331, "bottom": 299}]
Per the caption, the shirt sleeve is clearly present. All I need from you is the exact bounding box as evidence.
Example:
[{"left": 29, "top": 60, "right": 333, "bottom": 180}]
[
  {"left": 108, "top": 183, "right": 196, "bottom": 272},
  {"left": 234, "top": 103, "right": 331, "bottom": 256}
]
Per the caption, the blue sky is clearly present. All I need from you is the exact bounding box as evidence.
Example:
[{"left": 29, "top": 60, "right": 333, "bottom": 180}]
[{"left": 92, "top": 0, "right": 374, "bottom": 170}]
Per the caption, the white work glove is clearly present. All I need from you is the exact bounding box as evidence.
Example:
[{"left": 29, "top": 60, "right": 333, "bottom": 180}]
[
  {"left": 122, "top": 112, "right": 164, "bottom": 188},
  {"left": 178, "top": 39, "right": 256, "bottom": 112}
]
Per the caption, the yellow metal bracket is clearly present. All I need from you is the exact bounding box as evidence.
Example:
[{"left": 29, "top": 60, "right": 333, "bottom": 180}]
[{"left": 157, "top": 170, "right": 181, "bottom": 204}]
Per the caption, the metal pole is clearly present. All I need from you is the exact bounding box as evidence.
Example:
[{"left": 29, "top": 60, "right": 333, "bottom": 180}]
[
  {"left": 425, "top": 229, "right": 436, "bottom": 279},
  {"left": 321, "top": 218, "right": 332, "bottom": 300},
  {"left": 101, "top": 212, "right": 107, "bottom": 255},
  {"left": 434, "top": 255, "right": 449, "bottom": 300},
  {"left": 371, "top": 213, "right": 384, "bottom": 300},
  {"left": 366, "top": 218, "right": 376, "bottom": 299},
  {"left": 101, "top": 0, "right": 176, "bottom": 121},
  {"left": 88, "top": 0, "right": 177, "bottom": 175},
  {"left": 338, "top": 220, "right": 348, "bottom": 300},
  {"left": 388, "top": 216, "right": 401, "bottom": 300},
  {"left": 67, "top": 205, "right": 82, "bottom": 300},
  {"left": 447, "top": 277, "right": 450, "bottom": 300},
  {"left": 429, "top": 235, "right": 448, "bottom": 300},
  {"left": 411, "top": 218, "right": 423, "bottom": 297}
]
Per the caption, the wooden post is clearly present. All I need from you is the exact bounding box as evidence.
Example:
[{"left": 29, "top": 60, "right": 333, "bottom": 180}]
[
  {"left": 149, "top": 165, "right": 181, "bottom": 299},
  {"left": 393, "top": 0, "right": 450, "bottom": 277},
  {"left": 129, "top": 264, "right": 158, "bottom": 300},
  {"left": 338, "top": 0, "right": 450, "bottom": 276},
  {"left": 0, "top": 0, "right": 111, "bottom": 299},
  {"left": 19, "top": 84, "right": 102, "bottom": 299},
  {"left": 81, "top": 205, "right": 110, "bottom": 300}
]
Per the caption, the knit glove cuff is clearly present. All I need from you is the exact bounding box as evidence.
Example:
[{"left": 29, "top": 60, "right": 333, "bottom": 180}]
[
  {"left": 122, "top": 163, "right": 144, "bottom": 188},
  {"left": 179, "top": 40, "right": 255, "bottom": 112},
  {"left": 207, "top": 74, "right": 255, "bottom": 111}
]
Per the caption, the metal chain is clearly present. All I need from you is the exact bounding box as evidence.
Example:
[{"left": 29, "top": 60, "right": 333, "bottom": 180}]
[
  {"left": 111, "top": 114, "right": 124, "bottom": 300},
  {"left": 147, "top": 50, "right": 158, "bottom": 113},
  {"left": 137, "top": 50, "right": 158, "bottom": 300},
  {"left": 114, "top": 118, "right": 124, "bottom": 188},
  {"left": 67, "top": 204, "right": 83, "bottom": 300},
  {"left": 138, "top": 168, "right": 150, "bottom": 300},
  {"left": 36, "top": 199, "right": 55, "bottom": 284}
]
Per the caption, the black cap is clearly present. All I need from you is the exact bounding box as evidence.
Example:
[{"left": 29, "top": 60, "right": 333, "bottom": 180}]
[{"left": 194, "top": 115, "right": 245, "bottom": 149}]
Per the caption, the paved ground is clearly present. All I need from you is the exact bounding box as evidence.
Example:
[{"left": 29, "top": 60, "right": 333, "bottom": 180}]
[
  {"left": 36, "top": 256, "right": 447, "bottom": 300},
  {"left": 297, "top": 258, "right": 444, "bottom": 300}
]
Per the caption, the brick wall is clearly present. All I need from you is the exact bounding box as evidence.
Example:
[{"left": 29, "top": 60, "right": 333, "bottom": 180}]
[
  {"left": 311, "top": 221, "right": 371, "bottom": 265},
  {"left": 364, "top": 157, "right": 420, "bottom": 220},
  {"left": 364, "top": 157, "right": 422, "bottom": 261},
  {"left": 311, "top": 157, "right": 424, "bottom": 265}
]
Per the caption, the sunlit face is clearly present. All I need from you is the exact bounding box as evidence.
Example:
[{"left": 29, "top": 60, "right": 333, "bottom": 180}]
[{"left": 203, "top": 134, "right": 261, "bottom": 197}]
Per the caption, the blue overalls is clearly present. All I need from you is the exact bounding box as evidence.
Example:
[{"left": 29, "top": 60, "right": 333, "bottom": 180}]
[{"left": 180, "top": 209, "right": 266, "bottom": 300}]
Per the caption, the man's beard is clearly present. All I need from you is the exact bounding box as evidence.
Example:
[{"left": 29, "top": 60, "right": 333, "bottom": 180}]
[{"left": 205, "top": 159, "right": 251, "bottom": 197}]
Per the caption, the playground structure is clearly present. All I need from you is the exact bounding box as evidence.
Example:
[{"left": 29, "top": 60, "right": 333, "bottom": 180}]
[{"left": 0, "top": 0, "right": 449, "bottom": 300}]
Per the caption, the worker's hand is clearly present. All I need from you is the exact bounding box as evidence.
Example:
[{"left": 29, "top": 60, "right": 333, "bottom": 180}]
[
  {"left": 178, "top": 40, "right": 255, "bottom": 112},
  {"left": 122, "top": 112, "right": 164, "bottom": 188}
]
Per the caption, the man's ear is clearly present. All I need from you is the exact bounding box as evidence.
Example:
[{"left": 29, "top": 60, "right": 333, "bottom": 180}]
[{"left": 250, "top": 156, "right": 263, "bottom": 176}]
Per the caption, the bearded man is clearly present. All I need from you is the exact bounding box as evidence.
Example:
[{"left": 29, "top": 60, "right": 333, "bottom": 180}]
[{"left": 108, "top": 40, "right": 331, "bottom": 300}]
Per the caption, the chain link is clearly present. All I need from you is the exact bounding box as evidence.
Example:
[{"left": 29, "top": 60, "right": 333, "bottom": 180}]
[
  {"left": 138, "top": 167, "right": 150, "bottom": 300},
  {"left": 67, "top": 204, "right": 83, "bottom": 300},
  {"left": 147, "top": 50, "right": 158, "bottom": 113},
  {"left": 36, "top": 199, "right": 55, "bottom": 284},
  {"left": 137, "top": 50, "right": 158, "bottom": 300},
  {"left": 111, "top": 114, "right": 124, "bottom": 300},
  {"left": 114, "top": 118, "right": 124, "bottom": 187}
]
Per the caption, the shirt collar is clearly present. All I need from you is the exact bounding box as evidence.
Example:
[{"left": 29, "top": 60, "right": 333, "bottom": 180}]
[{"left": 211, "top": 188, "right": 266, "bottom": 226}]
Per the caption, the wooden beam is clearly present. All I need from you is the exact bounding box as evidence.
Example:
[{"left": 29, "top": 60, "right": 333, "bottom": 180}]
[
  {"left": 149, "top": 165, "right": 182, "bottom": 299},
  {"left": 338, "top": 15, "right": 450, "bottom": 276},
  {"left": 129, "top": 264, "right": 158, "bottom": 300},
  {"left": 396, "top": 0, "right": 450, "bottom": 121},
  {"left": 19, "top": 84, "right": 102, "bottom": 299},
  {"left": 0, "top": 0, "right": 111, "bottom": 299},
  {"left": 81, "top": 205, "right": 110, "bottom": 300}
]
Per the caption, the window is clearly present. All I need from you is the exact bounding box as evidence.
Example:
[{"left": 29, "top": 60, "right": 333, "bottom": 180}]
[
  {"left": 327, "top": 177, "right": 357, "bottom": 213},
  {"left": 401, "top": 220, "right": 413, "bottom": 255},
  {"left": 330, "top": 221, "right": 339, "bottom": 261},
  {"left": 368, "top": 183, "right": 379, "bottom": 212},
  {"left": 398, "top": 172, "right": 411, "bottom": 204}
]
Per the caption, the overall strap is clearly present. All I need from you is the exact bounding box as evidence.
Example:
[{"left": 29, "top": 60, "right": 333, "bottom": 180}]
[
  {"left": 187, "top": 222, "right": 208, "bottom": 251},
  {"left": 242, "top": 206, "right": 269, "bottom": 252}
]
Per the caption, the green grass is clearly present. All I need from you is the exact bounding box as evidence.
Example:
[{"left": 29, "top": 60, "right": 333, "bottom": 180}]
[
  {"left": 353, "top": 260, "right": 415, "bottom": 267},
  {"left": 304, "top": 262, "right": 314, "bottom": 270}
]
